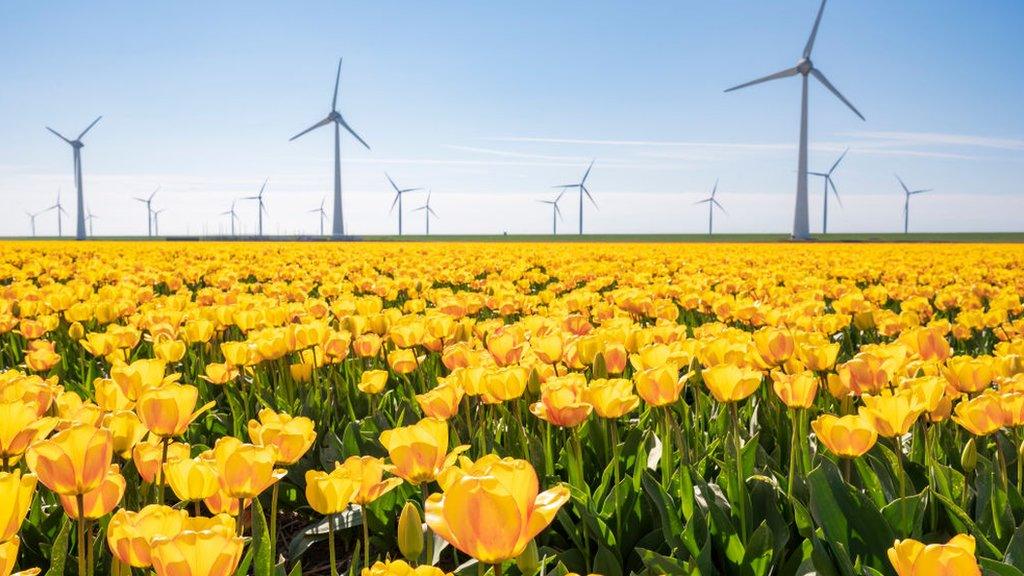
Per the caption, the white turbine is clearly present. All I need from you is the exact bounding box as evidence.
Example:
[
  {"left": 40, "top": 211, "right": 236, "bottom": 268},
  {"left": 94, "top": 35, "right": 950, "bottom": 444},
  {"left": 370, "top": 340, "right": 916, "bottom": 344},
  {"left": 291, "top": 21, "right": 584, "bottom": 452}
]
[
  {"left": 309, "top": 197, "right": 328, "bottom": 236},
  {"left": 46, "top": 116, "right": 101, "bottom": 240},
  {"left": 553, "top": 160, "right": 597, "bottom": 235},
  {"left": 243, "top": 180, "right": 269, "bottom": 237},
  {"left": 694, "top": 179, "right": 726, "bottom": 235},
  {"left": 412, "top": 191, "right": 438, "bottom": 235},
  {"left": 134, "top": 187, "right": 160, "bottom": 237},
  {"left": 808, "top": 148, "right": 847, "bottom": 234},
  {"left": 896, "top": 175, "right": 931, "bottom": 234},
  {"left": 386, "top": 174, "right": 423, "bottom": 236}
]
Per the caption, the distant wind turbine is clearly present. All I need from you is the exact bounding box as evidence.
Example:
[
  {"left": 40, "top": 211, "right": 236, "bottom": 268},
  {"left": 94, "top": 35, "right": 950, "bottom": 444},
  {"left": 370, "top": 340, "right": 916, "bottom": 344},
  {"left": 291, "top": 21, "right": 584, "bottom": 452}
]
[
  {"left": 310, "top": 197, "right": 328, "bottom": 236},
  {"left": 412, "top": 191, "right": 438, "bottom": 235},
  {"left": 694, "top": 179, "right": 726, "bottom": 235},
  {"left": 725, "top": 0, "right": 864, "bottom": 240},
  {"left": 26, "top": 210, "right": 41, "bottom": 237},
  {"left": 48, "top": 190, "right": 68, "bottom": 237},
  {"left": 386, "top": 174, "right": 422, "bottom": 236},
  {"left": 46, "top": 116, "right": 101, "bottom": 240},
  {"left": 153, "top": 209, "right": 165, "bottom": 236},
  {"left": 896, "top": 175, "right": 931, "bottom": 234},
  {"left": 554, "top": 160, "right": 597, "bottom": 235},
  {"left": 86, "top": 208, "right": 97, "bottom": 237},
  {"left": 537, "top": 193, "right": 564, "bottom": 235},
  {"left": 808, "top": 148, "right": 847, "bottom": 234},
  {"left": 243, "top": 179, "right": 269, "bottom": 237},
  {"left": 220, "top": 199, "right": 240, "bottom": 236},
  {"left": 290, "top": 58, "right": 370, "bottom": 237},
  {"left": 134, "top": 187, "right": 160, "bottom": 237}
]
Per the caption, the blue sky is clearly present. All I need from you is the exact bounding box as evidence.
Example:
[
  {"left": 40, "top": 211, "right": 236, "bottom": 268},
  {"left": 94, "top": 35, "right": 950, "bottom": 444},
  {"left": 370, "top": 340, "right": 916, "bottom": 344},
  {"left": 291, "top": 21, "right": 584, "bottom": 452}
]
[{"left": 1, "top": 0, "right": 1022, "bottom": 236}]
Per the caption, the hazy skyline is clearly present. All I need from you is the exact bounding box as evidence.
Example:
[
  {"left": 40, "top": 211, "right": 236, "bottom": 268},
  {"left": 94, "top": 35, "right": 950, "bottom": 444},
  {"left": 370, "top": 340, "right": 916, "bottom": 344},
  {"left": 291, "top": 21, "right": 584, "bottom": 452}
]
[{"left": 1, "top": 1, "right": 1022, "bottom": 236}]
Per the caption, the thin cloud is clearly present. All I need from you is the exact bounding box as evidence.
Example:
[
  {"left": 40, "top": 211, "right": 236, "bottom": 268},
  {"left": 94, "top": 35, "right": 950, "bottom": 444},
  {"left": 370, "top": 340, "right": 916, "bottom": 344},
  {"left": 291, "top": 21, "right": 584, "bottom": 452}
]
[{"left": 841, "top": 130, "right": 1024, "bottom": 151}]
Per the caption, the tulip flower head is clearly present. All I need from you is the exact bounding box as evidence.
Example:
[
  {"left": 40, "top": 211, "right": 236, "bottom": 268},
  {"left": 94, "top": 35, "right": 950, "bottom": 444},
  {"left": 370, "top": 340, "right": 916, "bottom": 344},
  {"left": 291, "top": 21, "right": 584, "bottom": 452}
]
[
  {"left": 379, "top": 417, "right": 468, "bottom": 485},
  {"left": 888, "top": 534, "right": 980, "bottom": 576},
  {"left": 26, "top": 423, "right": 113, "bottom": 495},
  {"left": 107, "top": 505, "right": 190, "bottom": 568},
  {"left": 0, "top": 470, "right": 36, "bottom": 542},
  {"left": 136, "top": 383, "right": 215, "bottom": 438},
  {"left": 247, "top": 408, "right": 317, "bottom": 465},
  {"left": 702, "top": 363, "right": 763, "bottom": 404},
  {"left": 812, "top": 414, "right": 878, "bottom": 458},
  {"left": 150, "top": 523, "right": 245, "bottom": 576}
]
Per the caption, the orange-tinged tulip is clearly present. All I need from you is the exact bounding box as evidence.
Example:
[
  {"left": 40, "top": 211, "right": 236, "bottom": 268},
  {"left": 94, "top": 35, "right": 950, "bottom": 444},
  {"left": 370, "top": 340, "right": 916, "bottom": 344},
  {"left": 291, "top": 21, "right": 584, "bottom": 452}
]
[
  {"left": 859, "top": 389, "right": 925, "bottom": 438},
  {"left": 247, "top": 408, "right": 316, "bottom": 465},
  {"left": 425, "top": 456, "right": 569, "bottom": 564},
  {"left": 202, "top": 489, "right": 249, "bottom": 516},
  {"left": 812, "top": 414, "right": 878, "bottom": 458},
  {"left": 888, "top": 535, "right": 980, "bottom": 576},
  {"left": 154, "top": 340, "right": 187, "bottom": 363},
  {"left": 529, "top": 376, "right": 592, "bottom": 427},
  {"left": 134, "top": 440, "right": 190, "bottom": 484},
  {"left": 107, "top": 505, "right": 190, "bottom": 568},
  {"left": 209, "top": 437, "right": 285, "bottom": 499},
  {"left": 24, "top": 341, "right": 61, "bottom": 372},
  {"left": 0, "top": 401, "right": 57, "bottom": 466},
  {"left": 354, "top": 333, "right": 382, "bottom": 358},
  {"left": 137, "top": 383, "right": 215, "bottom": 438},
  {"left": 335, "top": 455, "right": 404, "bottom": 506},
  {"left": 59, "top": 464, "right": 125, "bottom": 519},
  {"left": 601, "top": 342, "right": 628, "bottom": 374},
  {"left": 771, "top": 370, "right": 818, "bottom": 409},
  {"left": 531, "top": 334, "right": 563, "bottom": 364},
  {"left": 362, "top": 560, "right": 450, "bottom": 576},
  {"left": 1, "top": 536, "right": 40, "bottom": 576},
  {"left": 752, "top": 328, "right": 795, "bottom": 367},
  {"left": 164, "top": 457, "right": 220, "bottom": 502},
  {"left": 379, "top": 417, "right": 468, "bottom": 485},
  {"left": 0, "top": 470, "right": 36, "bottom": 542},
  {"left": 797, "top": 340, "right": 840, "bottom": 373},
  {"left": 305, "top": 466, "right": 359, "bottom": 515},
  {"left": 358, "top": 370, "right": 389, "bottom": 395},
  {"left": 150, "top": 524, "right": 245, "bottom": 576},
  {"left": 105, "top": 410, "right": 148, "bottom": 459},
  {"left": 26, "top": 423, "right": 113, "bottom": 495},
  {"left": 416, "top": 383, "right": 465, "bottom": 420},
  {"left": 585, "top": 378, "right": 640, "bottom": 419},
  {"left": 829, "top": 354, "right": 889, "bottom": 398},
  {"left": 952, "top": 393, "right": 1006, "bottom": 436},
  {"left": 900, "top": 327, "right": 951, "bottom": 363},
  {"left": 702, "top": 363, "right": 763, "bottom": 403},
  {"left": 94, "top": 377, "right": 134, "bottom": 411},
  {"left": 199, "top": 362, "right": 239, "bottom": 386},
  {"left": 486, "top": 330, "right": 524, "bottom": 366},
  {"left": 943, "top": 355, "right": 995, "bottom": 394},
  {"left": 110, "top": 359, "right": 168, "bottom": 401},
  {"left": 634, "top": 364, "right": 687, "bottom": 407},
  {"left": 480, "top": 366, "right": 530, "bottom": 404},
  {"left": 388, "top": 349, "right": 419, "bottom": 374}
]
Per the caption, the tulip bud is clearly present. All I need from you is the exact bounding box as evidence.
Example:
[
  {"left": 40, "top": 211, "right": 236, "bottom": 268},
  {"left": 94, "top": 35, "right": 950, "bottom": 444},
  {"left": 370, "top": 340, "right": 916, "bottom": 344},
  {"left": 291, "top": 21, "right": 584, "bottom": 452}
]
[
  {"left": 69, "top": 321, "right": 85, "bottom": 341},
  {"left": 961, "top": 438, "right": 977, "bottom": 474},
  {"left": 397, "top": 502, "right": 424, "bottom": 563},
  {"left": 515, "top": 539, "right": 541, "bottom": 576},
  {"left": 592, "top": 352, "right": 608, "bottom": 379}
]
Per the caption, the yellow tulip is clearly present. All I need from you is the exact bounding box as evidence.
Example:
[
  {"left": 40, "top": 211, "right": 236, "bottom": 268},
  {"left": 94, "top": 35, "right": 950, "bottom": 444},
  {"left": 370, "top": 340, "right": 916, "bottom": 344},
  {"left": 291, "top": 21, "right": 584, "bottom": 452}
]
[
  {"left": 531, "top": 334, "right": 563, "bottom": 364},
  {"left": 209, "top": 436, "right": 285, "bottom": 499},
  {"left": 107, "top": 504, "right": 190, "bottom": 568},
  {"left": 770, "top": 370, "right": 818, "bottom": 409},
  {"left": 110, "top": 358, "right": 168, "bottom": 401},
  {"left": 480, "top": 366, "right": 530, "bottom": 404},
  {"left": 24, "top": 341, "right": 61, "bottom": 372},
  {"left": 358, "top": 370, "right": 389, "bottom": 395},
  {"left": 104, "top": 410, "right": 149, "bottom": 459},
  {"left": 0, "top": 537, "right": 40, "bottom": 576},
  {"left": 134, "top": 440, "right": 190, "bottom": 484},
  {"left": 362, "top": 560, "right": 451, "bottom": 576},
  {"left": 529, "top": 376, "right": 592, "bottom": 427},
  {"left": 797, "top": 339, "right": 840, "bottom": 373},
  {"left": 415, "top": 383, "right": 465, "bottom": 420},
  {"left": 58, "top": 464, "right": 125, "bottom": 519},
  {"left": 354, "top": 333, "right": 382, "bottom": 358},
  {"left": 702, "top": 363, "right": 763, "bottom": 403},
  {"left": 952, "top": 392, "right": 1006, "bottom": 436},
  {"left": 247, "top": 408, "right": 317, "bottom": 465},
  {"left": 164, "top": 457, "right": 220, "bottom": 502},
  {"left": 425, "top": 456, "right": 569, "bottom": 564},
  {"left": 585, "top": 378, "right": 640, "bottom": 419},
  {"left": 0, "top": 401, "right": 57, "bottom": 467},
  {"left": 335, "top": 455, "right": 404, "bottom": 506},
  {"left": 379, "top": 417, "right": 468, "bottom": 485},
  {"left": 388, "top": 349, "right": 418, "bottom": 374},
  {"left": 634, "top": 364, "right": 687, "bottom": 407},
  {"left": 153, "top": 340, "right": 187, "bottom": 363},
  {"left": 26, "top": 423, "right": 113, "bottom": 495},
  {"left": 859, "top": 389, "right": 925, "bottom": 438},
  {"left": 150, "top": 524, "right": 245, "bottom": 576},
  {"left": 888, "top": 534, "right": 980, "bottom": 576},
  {"left": 0, "top": 470, "right": 36, "bottom": 542},
  {"left": 136, "top": 383, "right": 215, "bottom": 438},
  {"left": 305, "top": 467, "right": 359, "bottom": 515},
  {"left": 199, "top": 362, "right": 239, "bottom": 386},
  {"left": 811, "top": 414, "right": 878, "bottom": 458},
  {"left": 943, "top": 355, "right": 995, "bottom": 394},
  {"left": 752, "top": 327, "right": 795, "bottom": 367}
]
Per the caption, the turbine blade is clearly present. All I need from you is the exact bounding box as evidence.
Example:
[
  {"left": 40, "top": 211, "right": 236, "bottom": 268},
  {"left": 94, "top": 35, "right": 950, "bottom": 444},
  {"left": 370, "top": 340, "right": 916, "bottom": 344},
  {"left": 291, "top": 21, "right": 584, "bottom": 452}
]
[
  {"left": 332, "top": 57, "right": 343, "bottom": 111},
  {"left": 400, "top": 187, "right": 423, "bottom": 194},
  {"left": 894, "top": 174, "right": 910, "bottom": 195},
  {"left": 808, "top": 172, "right": 829, "bottom": 177},
  {"left": 46, "top": 127, "right": 72, "bottom": 144},
  {"left": 289, "top": 117, "right": 332, "bottom": 141},
  {"left": 713, "top": 199, "right": 727, "bottom": 214},
  {"left": 554, "top": 204, "right": 563, "bottom": 220},
  {"left": 581, "top": 159, "right": 595, "bottom": 184},
  {"left": 829, "top": 179, "right": 843, "bottom": 208},
  {"left": 412, "top": 206, "right": 426, "bottom": 212},
  {"left": 724, "top": 66, "right": 799, "bottom": 92},
  {"left": 336, "top": 117, "right": 370, "bottom": 150},
  {"left": 911, "top": 189, "right": 932, "bottom": 195},
  {"left": 428, "top": 207, "right": 438, "bottom": 217},
  {"left": 829, "top": 148, "right": 849, "bottom": 174},
  {"left": 134, "top": 197, "right": 147, "bottom": 203},
  {"left": 711, "top": 178, "right": 719, "bottom": 198},
  {"left": 389, "top": 193, "right": 400, "bottom": 213},
  {"left": 583, "top": 186, "right": 597, "bottom": 208},
  {"left": 694, "top": 198, "right": 712, "bottom": 205},
  {"left": 553, "top": 184, "right": 577, "bottom": 189},
  {"left": 555, "top": 189, "right": 567, "bottom": 202},
  {"left": 386, "top": 173, "right": 401, "bottom": 193},
  {"left": 803, "top": 0, "right": 828, "bottom": 58},
  {"left": 810, "top": 69, "right": 865, "bottom": 120},
  {"left": 149, "top": 187, "right": 160, "bottom": 200},
  {"left": 78, "top": 116, "right": 102, "bottom": 140}
]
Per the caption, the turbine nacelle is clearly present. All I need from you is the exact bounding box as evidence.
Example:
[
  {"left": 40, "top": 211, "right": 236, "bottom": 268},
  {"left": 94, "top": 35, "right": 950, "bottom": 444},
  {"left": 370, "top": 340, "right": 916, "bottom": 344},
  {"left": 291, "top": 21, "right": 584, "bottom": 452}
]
[{"left": 796, "top": 58, "right": 813, "bottom": 75}]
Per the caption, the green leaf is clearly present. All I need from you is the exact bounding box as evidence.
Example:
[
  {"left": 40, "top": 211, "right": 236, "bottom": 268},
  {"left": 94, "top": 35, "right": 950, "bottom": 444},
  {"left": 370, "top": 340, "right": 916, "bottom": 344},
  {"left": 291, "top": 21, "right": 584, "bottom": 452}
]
[
  {"left": 981, "top": 558, "right": 1024, "bottom": 576},
  {"left": 1005, "top": 522, "right": 1024, "bottom": 571},
  {"left": 43, "top": 516, "right": 71, "bottom": 576},
  {"left": 932, "top": 490, "right": 1002, "bottom": 558},
  {"left": 742, "top": 521, "right": 774, "bottom": 576},
  {"left": 637, "top": 548, "right": 689, "bottom": 575},
  {"left": 880, "top": 490, "right": 928, "bottom": 539},
  {"left": 251, "top": 497, "right": 274, "bottom": 576},
  {"left": 641, "top": 471, "right": 685, "bottom": 551},
  {"left": 287, "top": 561, "right": 303, "bottom": 576},
  {"left": 592, "top": 545, "right": 623, "bottom": 576}
]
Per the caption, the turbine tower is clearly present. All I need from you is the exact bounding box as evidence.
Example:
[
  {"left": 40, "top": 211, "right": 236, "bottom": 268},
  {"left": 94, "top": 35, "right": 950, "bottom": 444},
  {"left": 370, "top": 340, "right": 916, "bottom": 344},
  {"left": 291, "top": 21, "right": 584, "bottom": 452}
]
[
  {"left": 290, "top": 58, "right": 370, "bottom": 237},
  {"left": 808, "top": 148, "right": 847, "bottom": 234},
  {"left": 537, "top": 193, "right": 565, "bottom": 235},
  {"left": 412, "top": 191, "right": 438, "bottom": 235},
  {"left": 48, "top": 190, "right": 68, "bottom": 237},
  {"left": 694, "top": 179, "right": 726, "bottom": 235},
  {"left": 46, "top": 116, "right": 101, "bottom": 240},
  {"left": 220, "top": 200, "right": 239, "bottom": 236},
  {"left": 554, "top": 160, "right": 597, "bottom": 235},
  {"left": 153, "top": 209, "right": 165, "bottom": 236},
  {"left": 896, "top": 175, "right": 931, "bottom": 234},
  {"left": 725, "top": 0, "right": 864, "bottom": 240},
  {"left": 134, "top": 187, "right": 159, "bottom": 237},
  {"left": 386, "top": 174, "right": 422, "bottom": 236},
  {"left": 310, "top": 197, "right": 328, "bottom": 236},
  {"left": 243, "top": 179, "right": 269, "bottom": 237},
  {"left": 86, "top": 208, "right": 97, "bottom": 237},
  {"left": 26, "top": 211, "right": 40, "bottom": 237}
]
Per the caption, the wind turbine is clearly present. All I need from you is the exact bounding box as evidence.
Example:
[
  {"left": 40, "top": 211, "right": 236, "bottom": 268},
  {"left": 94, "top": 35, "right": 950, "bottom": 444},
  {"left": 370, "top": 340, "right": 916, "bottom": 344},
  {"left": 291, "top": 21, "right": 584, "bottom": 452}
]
[
  {"left": 48, "top": 190, "right": 68, "bottom": 237},
  {"left": 896, "top": 175, "right": 931, "bottom": 234},
  {"left": 412, "top": 191, "right": 438, "bottom": 235},
  {"left": 808, "top": 148, "right": 847, "bottom": 234},
  {"left": 310, "top": 197, "right": 328, "bottom": 236},
  {"left": 537, "top": 193, "right": 564, "bottom": 235},
  {"left": 725, "top": 0, "right": 864, "bottom": 240},
  {"left": 694, "top": 179, "right": 727, "bottom": 235},
  {"left": 86, "top": 208, "right": 97, "bottom": 237},
  {"left": 46, "top": 116, "right": 101, "bottom": 240},
  {"left": 290, "top": 58, "right": 370, "bottom": 237},
  {"left": 220, "top": 200, "right": 239, "bottom": 236},
  {"left": 26, "top": 211, "right": 40, "bottom": 237},
  {"left": 386, "top": 174, "right": 422, "bottom": 236},
  {"left": 134, "top": 187, "right": 159, "bottom": 236},
  {"left": 153, "top": 209, "right": 165, "bottom": 236},
  {"left": 244, "top": 179, "right": 269, "bottom": 237},
  {"left": 554, "top": 160, "right": 597, "bottom": 235}
]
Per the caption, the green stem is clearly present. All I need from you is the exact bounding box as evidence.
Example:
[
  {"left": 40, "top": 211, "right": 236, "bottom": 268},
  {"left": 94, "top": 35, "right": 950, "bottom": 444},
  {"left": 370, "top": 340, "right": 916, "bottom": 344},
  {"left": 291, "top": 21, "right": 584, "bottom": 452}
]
[
  {"left": 422, "top": 485, "right": 434, "bottom": 564},
  {"left": 237, "top": 499, "right": 245, "bottom": 536},
  {"left": 269, "top": 482, "right": 279, "bottom": 561},
  {"left": 76, "top": 494, "right": 86, "bottom": 576},
  {"left": 156, "top": 436, "right": 169, "bottom": 504},
  {"left": 362, "top": 504, "right": 371, "bottom": 569},
  {"left": 729, "top": 402, "right": 748, "bottom": 543},
  {"left": 328, "top": 513, "right": 338, "bottom": 576},
  {"left": 610, "top": 419, "right": 622, "bottom": 538},
  {"left": 494, "top": 563, "right": 503, "bottom": 576},
  {"left": 660, "top": 407, "right": 673, "bottom": 488},
  {"left": 787, "top": 409, "right": 800, "bottom": 498}
]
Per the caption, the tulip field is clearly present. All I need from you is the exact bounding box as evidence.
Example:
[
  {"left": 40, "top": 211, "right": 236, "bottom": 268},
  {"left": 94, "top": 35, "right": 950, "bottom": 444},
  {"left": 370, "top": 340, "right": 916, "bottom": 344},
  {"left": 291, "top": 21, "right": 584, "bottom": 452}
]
[{"left": 4, "top": 240, "right": 1024, "bottom": 576}]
